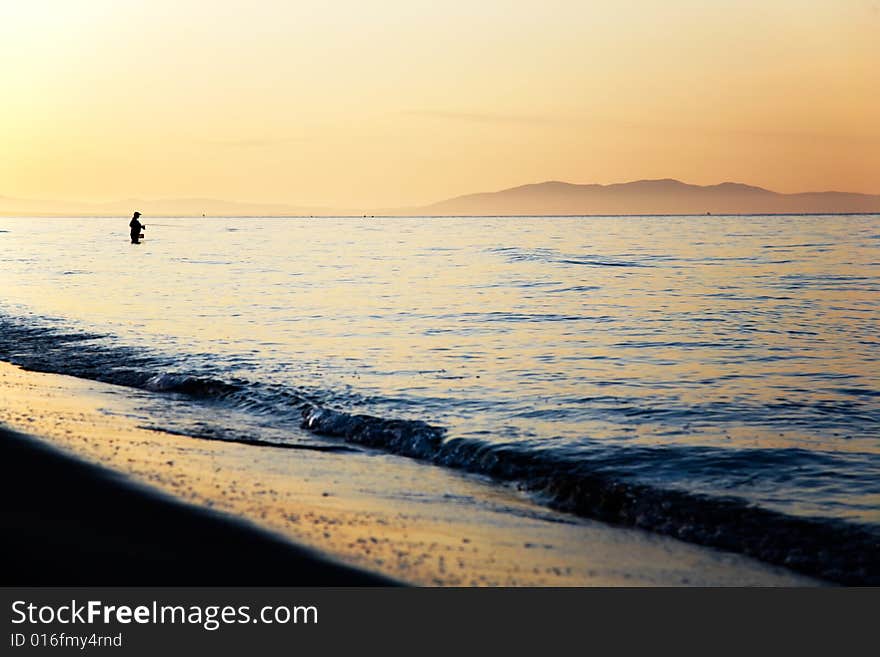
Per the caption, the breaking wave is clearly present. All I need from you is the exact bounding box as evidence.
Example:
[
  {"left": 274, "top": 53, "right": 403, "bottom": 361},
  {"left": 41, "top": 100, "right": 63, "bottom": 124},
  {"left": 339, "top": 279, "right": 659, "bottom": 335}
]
[{"left": 0, "top": 312, "right": 877, "bottom": 584}]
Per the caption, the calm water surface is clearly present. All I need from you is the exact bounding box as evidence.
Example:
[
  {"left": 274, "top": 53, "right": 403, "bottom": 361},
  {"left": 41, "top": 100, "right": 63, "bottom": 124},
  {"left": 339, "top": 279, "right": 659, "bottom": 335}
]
[{"left": 1, "top": 215, "right": 878, "bottom": 532}]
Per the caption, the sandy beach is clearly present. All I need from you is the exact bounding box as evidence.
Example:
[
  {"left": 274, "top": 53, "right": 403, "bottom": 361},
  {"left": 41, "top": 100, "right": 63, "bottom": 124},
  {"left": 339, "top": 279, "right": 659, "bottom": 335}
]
[
  {"left": 0, "top": 424, "right": 391, "bottom": 585},
  {"left": 0, "top": 360, "right": 818, "bottom": 586}
]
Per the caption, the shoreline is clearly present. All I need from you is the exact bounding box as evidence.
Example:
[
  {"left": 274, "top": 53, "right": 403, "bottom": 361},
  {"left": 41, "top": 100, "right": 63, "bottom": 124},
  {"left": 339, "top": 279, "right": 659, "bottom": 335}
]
[
  {"left": 0, "top": 360, "right": 819, "bottom": 586},
  {"left": 0, "top": 425, "right": 393, "bottom": 585}
]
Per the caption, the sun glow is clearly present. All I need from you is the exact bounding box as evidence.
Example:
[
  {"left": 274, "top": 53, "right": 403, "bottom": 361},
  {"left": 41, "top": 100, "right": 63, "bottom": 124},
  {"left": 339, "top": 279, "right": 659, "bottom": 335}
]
[{"left": 1, "top": 0, "right": 878, "bottom": 208}]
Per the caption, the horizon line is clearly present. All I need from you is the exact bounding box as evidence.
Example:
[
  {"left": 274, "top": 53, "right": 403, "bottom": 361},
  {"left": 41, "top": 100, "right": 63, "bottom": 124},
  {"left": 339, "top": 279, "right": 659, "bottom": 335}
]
[
  {"left": 2, "top": 212, "right": 879, "bottom": 220},
  {"left": 2, "top": 177, "right": 880, "bottom": 212}
]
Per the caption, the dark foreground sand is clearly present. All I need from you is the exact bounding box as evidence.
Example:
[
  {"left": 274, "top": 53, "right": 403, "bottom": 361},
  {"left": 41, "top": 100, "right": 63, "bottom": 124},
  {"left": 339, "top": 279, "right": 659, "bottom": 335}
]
[{"left": 0, "top": 426, "right": 393, "bottom": 585}]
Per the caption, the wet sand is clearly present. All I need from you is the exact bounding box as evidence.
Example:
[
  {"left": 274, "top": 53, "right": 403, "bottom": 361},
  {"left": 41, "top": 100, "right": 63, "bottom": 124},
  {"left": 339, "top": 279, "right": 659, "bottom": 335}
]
[{"left": 0, "top": 361, "right": 819, "bottom": 586}]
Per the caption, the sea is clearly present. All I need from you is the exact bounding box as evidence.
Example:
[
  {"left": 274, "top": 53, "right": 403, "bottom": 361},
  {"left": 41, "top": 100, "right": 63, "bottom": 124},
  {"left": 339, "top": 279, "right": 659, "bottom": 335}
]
[{"left": 1, "top": 214, "right": 878, "bottom": 581}]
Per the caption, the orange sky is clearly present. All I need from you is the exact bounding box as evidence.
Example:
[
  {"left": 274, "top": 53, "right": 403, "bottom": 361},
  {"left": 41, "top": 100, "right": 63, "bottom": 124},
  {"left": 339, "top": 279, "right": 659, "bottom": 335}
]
[{"left": 1, "top": 1, "right": 878, "bottom": 208}]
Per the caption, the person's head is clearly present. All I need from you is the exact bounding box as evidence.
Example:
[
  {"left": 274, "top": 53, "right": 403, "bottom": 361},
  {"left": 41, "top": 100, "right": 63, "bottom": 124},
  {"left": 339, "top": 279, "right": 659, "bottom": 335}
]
[{"left": 133, "top": 211, "right": 141, "bottom": 219}]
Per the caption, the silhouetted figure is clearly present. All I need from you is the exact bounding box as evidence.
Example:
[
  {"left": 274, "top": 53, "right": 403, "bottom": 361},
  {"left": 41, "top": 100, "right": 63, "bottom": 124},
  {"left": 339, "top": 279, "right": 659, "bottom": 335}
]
[{"left": 129, "top": 212, "right": 145, "bottom": 244}]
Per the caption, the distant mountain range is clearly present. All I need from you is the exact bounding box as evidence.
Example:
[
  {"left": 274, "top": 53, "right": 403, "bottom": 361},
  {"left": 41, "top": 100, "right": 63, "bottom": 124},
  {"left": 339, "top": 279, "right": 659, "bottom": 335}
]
[
  {"left": 403, "top": 179, "right": 880, "bottom": 216},
  {"left": 2, "top": 179, "right": 879, "bottom": 217},
  {"left": 0, "top": 195, "right": 327, "bottom": 218}
]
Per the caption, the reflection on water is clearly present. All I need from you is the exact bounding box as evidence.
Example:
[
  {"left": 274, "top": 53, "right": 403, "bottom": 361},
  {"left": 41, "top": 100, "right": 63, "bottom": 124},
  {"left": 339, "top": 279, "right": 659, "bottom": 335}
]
[{"left": 0, "top": 215, "right": 878, "bottom": 527}]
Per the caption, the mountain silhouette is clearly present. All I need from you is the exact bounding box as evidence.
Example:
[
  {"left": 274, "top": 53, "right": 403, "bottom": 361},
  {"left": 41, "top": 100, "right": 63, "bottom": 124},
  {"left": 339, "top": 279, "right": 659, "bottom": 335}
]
[
  {"left": 2, "top": 179, "right": 879, "bottom": 217},
  {"left": 0, "top": 195, "right": 330, "bottom": 217},
  {"left": 404, "top": 179, "right": 880, "bottom": 216}
]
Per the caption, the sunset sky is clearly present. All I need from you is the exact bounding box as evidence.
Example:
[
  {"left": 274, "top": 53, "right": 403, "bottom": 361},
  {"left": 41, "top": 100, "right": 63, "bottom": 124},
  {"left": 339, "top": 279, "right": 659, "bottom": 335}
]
[{"left": 1, "top": 0, "right": 878, "bottom": 208}]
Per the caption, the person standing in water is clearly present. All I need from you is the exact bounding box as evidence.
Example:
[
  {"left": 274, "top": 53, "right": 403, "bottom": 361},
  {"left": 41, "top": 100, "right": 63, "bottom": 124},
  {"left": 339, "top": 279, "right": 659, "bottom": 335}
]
[{"left": 129, "top": 211, "right": 145, "bottom": 244}]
